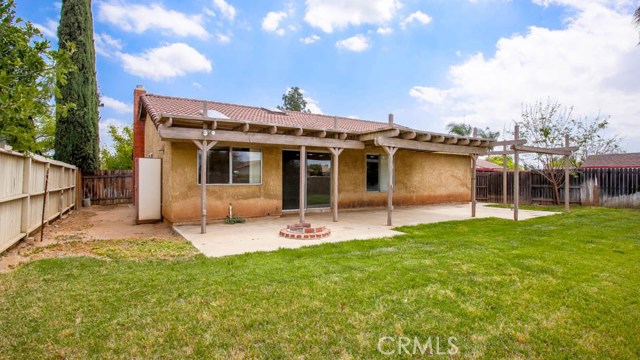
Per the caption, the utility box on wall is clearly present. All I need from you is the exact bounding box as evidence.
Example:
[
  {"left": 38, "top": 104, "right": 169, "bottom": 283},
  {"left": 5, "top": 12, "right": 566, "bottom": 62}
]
[{"left": 136, "top": 158, "right": 161, "bottom": 223}]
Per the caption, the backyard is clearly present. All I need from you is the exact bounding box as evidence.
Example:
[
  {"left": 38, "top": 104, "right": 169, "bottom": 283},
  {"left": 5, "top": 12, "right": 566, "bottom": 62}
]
[{"left": 0, "top": 206, "right": 638, "bottom": 359}]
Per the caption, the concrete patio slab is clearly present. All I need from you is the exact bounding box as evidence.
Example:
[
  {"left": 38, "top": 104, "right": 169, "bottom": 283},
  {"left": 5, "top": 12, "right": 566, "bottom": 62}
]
[{"left": 173, "top": 203, "right": 558, "bottom": 257}]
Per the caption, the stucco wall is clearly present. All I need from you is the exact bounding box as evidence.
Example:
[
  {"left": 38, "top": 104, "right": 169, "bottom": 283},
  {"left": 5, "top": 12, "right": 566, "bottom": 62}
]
[
  {"left": 166, "top": 142, "right": 282, "bottom": 223},
  {"left": 143, "top": 117, "right": 173, "bottom": 220},
  {"left": 162, "top": 143, "right": 471, "bottom": 223},
  {"left": 337, "top": 149, "right": 471, "bottom": 209}
]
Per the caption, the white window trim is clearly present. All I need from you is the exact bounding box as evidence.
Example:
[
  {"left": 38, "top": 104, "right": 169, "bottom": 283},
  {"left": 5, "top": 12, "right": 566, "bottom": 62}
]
[{"left": 365, "top": 153, "right": 394, "bottom": 193}]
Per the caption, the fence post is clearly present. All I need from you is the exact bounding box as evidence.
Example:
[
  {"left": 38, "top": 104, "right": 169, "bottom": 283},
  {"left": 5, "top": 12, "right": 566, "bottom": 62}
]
[{"left": 20, "top": 156, "right": 32, "bottom": 238}]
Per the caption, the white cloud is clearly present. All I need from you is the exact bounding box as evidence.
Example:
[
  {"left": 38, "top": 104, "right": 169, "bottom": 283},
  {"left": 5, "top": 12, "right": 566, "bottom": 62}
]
[
  {"left": 212, "top": 0, "right": 236, "bottom": 20},
  {"left": 376, "top": 26, "right": 393, "bottom": 35},
  {"left": 97, "top": 2, "right": 208, "bottom": 39},
  {"left": 336, "top": 34, "right": 370, "bottom": 52},
  {"left": 298, "top": 88, "right": 323, "bottom": 114},
  {"left": 101, "top": 96, "right": 131, "bottom": 114},
  {"left": 300, "top": 34, "right": 320, "bottom": 44},
  {"left": 193, "top": 82, "right": 202, "bottom": 88},
  {"left": 216, "top": 33, "right": 231, "bottom": 43},
  {"left": 34, "top": 19, "right": 58, "bottom": 39},
  {"left": 94, "top": 32, "right": 123, "bottom": 57},
  {"left": 118, "top": 43, "right": 213, "bottom": 81},
  {"left": 400, "top": 11, "right": 432, "bottom": 29},
  {"left": 99, "top": 118, "right": 129, "bottom": 147},
  {"left": 409, "top": 3, "right": 640, "bottom": 150},
  {"left": 304, "top": 0, "right": 402, "bottom": 33},
  {"left": 408, "top": 87, "right": 450, "bottom": 105},
  {"left": 262, "top": 11, "right": 288, "bottom": 35}
]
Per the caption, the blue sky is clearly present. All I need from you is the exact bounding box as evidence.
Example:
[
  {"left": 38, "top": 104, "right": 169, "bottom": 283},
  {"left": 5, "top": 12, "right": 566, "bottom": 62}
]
[{"left": 17, "top": 0, "right": 640, "bottom": 151}]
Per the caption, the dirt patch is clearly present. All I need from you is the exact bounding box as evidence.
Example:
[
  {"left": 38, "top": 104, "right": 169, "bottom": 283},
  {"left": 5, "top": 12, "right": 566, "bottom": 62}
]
[{"left": 0, "top": 204, "right": 180, "bottom": 273}]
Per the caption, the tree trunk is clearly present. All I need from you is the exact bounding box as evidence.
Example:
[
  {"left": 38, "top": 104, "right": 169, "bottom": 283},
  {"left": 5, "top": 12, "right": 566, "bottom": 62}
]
[{"left": 552, "top": 182, "right": 561, "bottom": 205}]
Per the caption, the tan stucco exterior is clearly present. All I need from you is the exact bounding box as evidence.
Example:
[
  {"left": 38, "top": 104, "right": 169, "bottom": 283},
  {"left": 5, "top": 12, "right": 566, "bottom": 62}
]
[{"left": 143, "top": 117, "right": 472, "bottom": 224}]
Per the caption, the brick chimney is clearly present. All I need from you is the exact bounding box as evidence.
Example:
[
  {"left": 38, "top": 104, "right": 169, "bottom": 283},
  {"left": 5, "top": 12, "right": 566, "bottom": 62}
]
[{"left": 132, "top": 84, "right": 147, "bottom": 204}]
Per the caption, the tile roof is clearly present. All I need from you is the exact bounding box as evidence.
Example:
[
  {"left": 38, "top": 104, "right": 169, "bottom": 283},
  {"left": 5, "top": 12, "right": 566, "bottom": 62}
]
[
  {"left": 581, "top": 153, "right": 640, "bottom": 168},
  {"left": 141, "top": 94, "right": 393, "bottom": 133},
  {"left": 477, "top": 159, "right": 503, "bottom": 170}
]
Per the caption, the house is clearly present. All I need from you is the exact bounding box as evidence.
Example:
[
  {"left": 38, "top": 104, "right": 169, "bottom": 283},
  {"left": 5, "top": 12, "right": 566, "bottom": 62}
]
[
  {"left": 476, "top": 159, "right": 504, "bottom": 172},
  {"left": 132, "top": 85, "right": 494, "bottom": 230},
  {"left": 581, "top": 153, "right": 640, "bottom": 169}
]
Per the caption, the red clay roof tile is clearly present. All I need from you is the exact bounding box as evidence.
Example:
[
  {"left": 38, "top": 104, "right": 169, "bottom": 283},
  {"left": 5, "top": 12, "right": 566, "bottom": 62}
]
[{"left": 140, "top": 94, "right": 396, "bottom": 133}]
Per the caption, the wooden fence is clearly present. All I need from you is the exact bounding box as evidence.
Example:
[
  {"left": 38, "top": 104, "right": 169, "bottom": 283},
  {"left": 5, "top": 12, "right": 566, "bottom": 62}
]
[
  {"left": 476, "top": 168, "right": 640, "bottom": 208},
  {"left": 581, "top": 168, "right": 640, "bottom": 208},
  {"left": 0, "top": 147, "right": 77, "bottom": 253},
  {"left": 82, "top": 170, "right": 132, "bottom": 205}
]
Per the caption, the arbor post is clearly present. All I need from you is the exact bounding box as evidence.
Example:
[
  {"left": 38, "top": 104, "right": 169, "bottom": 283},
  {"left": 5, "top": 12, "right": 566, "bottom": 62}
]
[
  {"left": 513, "top": 125, "right": 520, "bottom": 221},
  {"left": 564, "top": 134, "right": 570, "bottom": 213}
]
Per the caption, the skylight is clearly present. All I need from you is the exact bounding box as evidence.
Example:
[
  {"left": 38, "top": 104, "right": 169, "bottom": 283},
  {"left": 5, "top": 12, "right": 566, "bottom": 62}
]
[
  {"left": 206, "top": 109, "right": 230, "bottom": 119},
  {"left": 261, "top": 107, "right": 286, "bottom": 115}
]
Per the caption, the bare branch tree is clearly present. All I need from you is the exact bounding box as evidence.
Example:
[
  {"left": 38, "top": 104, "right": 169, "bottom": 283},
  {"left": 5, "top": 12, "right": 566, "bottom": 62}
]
[{"left": 514, "top": 99, "right": 622, "bottom": 204}]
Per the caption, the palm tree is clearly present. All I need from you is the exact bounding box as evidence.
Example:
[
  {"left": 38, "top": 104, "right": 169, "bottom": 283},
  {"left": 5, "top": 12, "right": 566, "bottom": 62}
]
[
  {"left": 477, "top": 128, "right": 500, "bottom": 139},
  {"left": 446, "top": 122, "right": 500, "bottom": 139},
  {"left": 636, "top": 7, "right": 640, "bottom": 41},
  {"left": 446, "top": 122, "right": 472, "bottom": 136}
]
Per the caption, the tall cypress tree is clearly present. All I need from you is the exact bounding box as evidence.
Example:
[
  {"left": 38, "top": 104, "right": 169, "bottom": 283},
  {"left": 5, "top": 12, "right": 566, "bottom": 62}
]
[{"left": 54, "top": 0, "right": 99, "bottom": 170}]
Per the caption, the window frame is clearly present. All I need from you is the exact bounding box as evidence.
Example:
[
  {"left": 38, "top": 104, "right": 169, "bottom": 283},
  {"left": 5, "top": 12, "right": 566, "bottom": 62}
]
[
  {"left": 197, "top": 146, "right": 263, "bottom": 186},
  {"left": 365, "top": 153, "right": 394, "bottom": 193}
]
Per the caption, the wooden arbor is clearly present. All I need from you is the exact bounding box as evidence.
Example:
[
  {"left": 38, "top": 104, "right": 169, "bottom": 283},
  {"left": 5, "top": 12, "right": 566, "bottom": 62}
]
[{"left": 483, "top": 125, "right": 578, "bottom": 221}]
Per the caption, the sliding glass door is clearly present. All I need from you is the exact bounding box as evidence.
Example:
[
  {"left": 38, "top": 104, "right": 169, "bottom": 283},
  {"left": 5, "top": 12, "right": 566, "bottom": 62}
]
[{"left": 282, "top": 150, "right": 331, "bottom": 210}]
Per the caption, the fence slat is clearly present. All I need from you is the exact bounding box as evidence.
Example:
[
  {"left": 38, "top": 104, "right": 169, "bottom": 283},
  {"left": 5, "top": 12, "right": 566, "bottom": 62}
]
[
  {"left": 81, "top": 170, "right": 132, "bottom": 205},
  {"left": 476, "top": 168, "right": 640, "bottom": 209},
  {"left": 0, "top": 148, "right": 76, "bottom": 253}
]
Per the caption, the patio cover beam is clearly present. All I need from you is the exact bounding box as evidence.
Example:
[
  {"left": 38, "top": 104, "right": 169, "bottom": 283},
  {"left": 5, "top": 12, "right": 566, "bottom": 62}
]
[
  {"left": 358, "top": 128, "right": 400, "bottom": 141},
  {"left": 512, "top": 145, "right": 579, "bottom": 156},
  {"left": 374, "top": 136, "right": 488, "bottom": 155},
  {"left": 159, "top": 127, "right": 364, "bottom": 149}
]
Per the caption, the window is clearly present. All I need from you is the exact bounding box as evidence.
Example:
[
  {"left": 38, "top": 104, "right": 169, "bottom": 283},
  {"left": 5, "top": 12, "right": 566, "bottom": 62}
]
[
  {"left": 366, "top": 154, "right": 390, "bottom": 192},
  {"left": 198, "top": 147, "right": 262, "bottom": 184}
]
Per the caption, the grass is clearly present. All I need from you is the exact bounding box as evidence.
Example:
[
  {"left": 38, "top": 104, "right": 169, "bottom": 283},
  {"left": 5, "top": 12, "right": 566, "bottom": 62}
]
[{"left": 0, "top": 207, "right": 639, "bottom": 359}]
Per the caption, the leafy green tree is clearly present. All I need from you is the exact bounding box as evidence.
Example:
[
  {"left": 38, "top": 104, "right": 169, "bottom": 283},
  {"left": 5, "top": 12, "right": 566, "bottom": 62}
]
[
  {"left": 515, "top": 99, "right": 622, "bottom": 204},
  {"left": 100, "top": 125, "right": 132, "bottom": 170},
  {"left": 0, "top": 0, "right": 74, "bottom": 154},
  {"left": 54, "top": 0, "right": 100, "bottom": 170},
  {"left": 486, "top": 156, "right": 515, "bottom": 170},
  {"left": 278, "top": 87, "right": 309, "bottom": 112}
]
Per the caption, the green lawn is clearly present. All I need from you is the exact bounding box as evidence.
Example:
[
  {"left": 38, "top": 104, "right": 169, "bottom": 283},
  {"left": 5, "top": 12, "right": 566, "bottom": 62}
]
[{"left": 1, "top": 207, "right": 639, "bottom": 359}]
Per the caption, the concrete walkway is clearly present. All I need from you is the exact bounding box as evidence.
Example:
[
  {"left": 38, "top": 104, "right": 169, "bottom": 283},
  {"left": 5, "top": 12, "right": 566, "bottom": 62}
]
[{"left": 174, "top": 203, "right": 557, "bottom": 257}]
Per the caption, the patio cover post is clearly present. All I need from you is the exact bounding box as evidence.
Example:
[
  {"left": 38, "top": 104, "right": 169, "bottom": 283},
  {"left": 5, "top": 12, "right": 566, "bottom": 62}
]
[
  {"left": 193, "top": 138, "right": 217, "bottom": 234},
  {"left": 382, "top": 145, "right": 398, "bottom": 226},
  {"left": 471, "top": 127, "right": 478, "bottom": 218},
  {"left": 471, "top": 154, "right": 478, "bottom": 217},
  {"left": 329, "top": 147, "right": 344, "bottom": 222},
  {"left": 513, "top": 125, "right": 520, "bottom": 221},
  {"left": 564, "top": 134, "right": 570, "bottom": 213},
  {"left": 502, "top": 146, "right": 508, "bottom": 206},
  {"left": 299, "top": 145, "right": 306, "bottom": 224}
]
